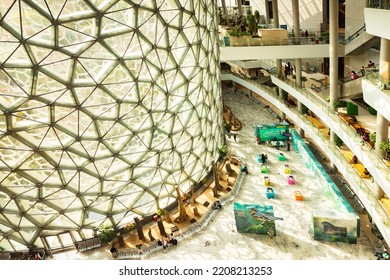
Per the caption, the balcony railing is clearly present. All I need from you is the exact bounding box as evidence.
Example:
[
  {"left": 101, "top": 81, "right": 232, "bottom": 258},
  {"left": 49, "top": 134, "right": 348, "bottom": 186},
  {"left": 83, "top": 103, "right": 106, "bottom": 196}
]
[
  {"left": 220, "top": 35, "right": 328, "bottom": 47},
  {"left": 367, "top": 0, "right": 390, "bottom": 9},
  {"left": 270, "top": 74, "right": 390, "bottom": 180},
  {"left": 222, "top": 72, "right": 390, "bottom": 227},
  {"left": 339, "top": 25, "right": 366, "bottom": 45},
  {"left": 364, "top": 66, "right": 390, "bottom": 92}
]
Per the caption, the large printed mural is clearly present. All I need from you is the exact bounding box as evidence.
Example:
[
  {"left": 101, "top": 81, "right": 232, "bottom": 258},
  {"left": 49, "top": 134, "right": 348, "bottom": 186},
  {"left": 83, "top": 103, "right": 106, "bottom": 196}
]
[
  {"left": 311, "top": 214, "right": 359, "bottom": 244},
  {"left": 234, "top": 202, "right": 283, "bottom": 237}
]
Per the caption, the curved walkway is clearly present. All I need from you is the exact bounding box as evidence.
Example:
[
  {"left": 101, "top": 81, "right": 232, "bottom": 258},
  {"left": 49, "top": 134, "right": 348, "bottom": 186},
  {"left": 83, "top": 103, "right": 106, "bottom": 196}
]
[
  {"left": 49, "top": 90, "right": 376, "bottom": 260},
  {"left": 145, "top": 89, "right": 376, "bottom": 260}
]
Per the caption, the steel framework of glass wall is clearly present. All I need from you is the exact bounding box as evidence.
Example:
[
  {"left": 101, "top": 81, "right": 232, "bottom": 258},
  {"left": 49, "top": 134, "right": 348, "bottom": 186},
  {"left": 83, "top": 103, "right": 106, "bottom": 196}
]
[{"left": 0, "top": 0, "right": 223, "bottom": 250}]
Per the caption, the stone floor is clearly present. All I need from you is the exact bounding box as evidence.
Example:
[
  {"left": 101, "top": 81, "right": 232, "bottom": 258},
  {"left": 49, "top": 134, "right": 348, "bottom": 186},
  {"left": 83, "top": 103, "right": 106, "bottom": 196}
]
[{"left": 51, "top": 88, "right": 377, "bottom": 260}]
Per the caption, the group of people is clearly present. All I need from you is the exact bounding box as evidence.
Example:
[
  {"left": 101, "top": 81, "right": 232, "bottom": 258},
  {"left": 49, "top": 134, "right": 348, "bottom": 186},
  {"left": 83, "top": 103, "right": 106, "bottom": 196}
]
[
  {"left": 271, "top": 137, "right": 290, "bottom": 151},
  {"left": 284, "top": 61, "right": 294, "bottom": 77},
  {"left": 349, "top": 70, "right": 359, "bottom": 80},
  {"left": 292, "top": 29, "right": 309, "bottom": 37},
  {"left": 157, "top": 234, "right": 178, "bottom": 253},
  {"left": 212, "top": 200, "right": 223, "bottom": 210},
  {"left": 348, "top": 62, "right": 375, "bottom": 80},
  {"left": 17, "top": 252, "right": 43, "bottom": 260},
  {"left": 356, "top": 126, "right": 370, "bottom": 143}
]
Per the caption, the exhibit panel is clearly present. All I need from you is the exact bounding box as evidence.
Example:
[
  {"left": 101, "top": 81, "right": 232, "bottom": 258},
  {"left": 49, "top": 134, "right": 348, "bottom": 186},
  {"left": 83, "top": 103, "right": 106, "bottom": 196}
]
[
  {"left": 253, "top": 122, "right": 290, "bottom": 142},
  {"left": 234, "top": 202, "right": 283, "bottom": 237},
  {"left": 311, "top": 212, "right": 359, "bottom": 244}
]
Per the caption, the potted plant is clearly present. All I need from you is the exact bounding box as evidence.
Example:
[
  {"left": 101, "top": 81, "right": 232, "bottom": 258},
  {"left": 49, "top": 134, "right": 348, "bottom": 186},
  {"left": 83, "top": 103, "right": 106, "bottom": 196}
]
[
  {"left": 301, "top": 104, "right": 309, "bottom": 115},
  {"left": 156, "top": 208, "right": 165, "bottom": 217},
  {"left": 333, "top": 100, "right": 347, "bottom": 110},
  {"left": 292, "top": 75, "right": 307, "bottom": 87},
  {"left": 218, "top": 144, "right": 228, "bottom": 158},
  {"left": 300, "top": 76, "right": 307, "bottom": 87},
  {"left": 367, "top": 106, "right": 377, "bottom": 115},
  {"left": 246, "top": 12, "right": 257, "bottom": 36},
  {"left": 321, "top": 31, "right": 329, "bottom": 43},
  {"left": 98, "top": 224, "right": 116, "bottom": 244},
  {"left": 369, "top": 132, "right": 376, "bottom": 144},
  {"left": 379, "top": 141, "right": 390, "bottom": 159},
  {"left": 334, "top": 134, "right": 343, "bottom": 148},
  {"left": 254, "top": 10, "right": 261, "bottom": 27},
  {"left": 228, "top": 28, "right": 251, "bottom": 46}
]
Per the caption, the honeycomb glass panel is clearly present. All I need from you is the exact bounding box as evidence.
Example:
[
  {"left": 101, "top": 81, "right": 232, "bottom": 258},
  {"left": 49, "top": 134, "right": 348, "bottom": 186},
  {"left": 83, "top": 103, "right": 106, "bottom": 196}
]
[{"left": 0, "top": 0, "right": 222, "bottom": 248}]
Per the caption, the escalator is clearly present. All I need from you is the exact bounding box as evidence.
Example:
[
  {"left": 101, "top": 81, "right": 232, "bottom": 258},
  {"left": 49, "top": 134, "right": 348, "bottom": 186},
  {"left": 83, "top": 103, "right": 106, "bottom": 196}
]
[
  {"left": 338, "top": 73, "right": 364, "bottom": 99},
  {"left": 341, "top": 25, "right": 380, "bottom": 56}
]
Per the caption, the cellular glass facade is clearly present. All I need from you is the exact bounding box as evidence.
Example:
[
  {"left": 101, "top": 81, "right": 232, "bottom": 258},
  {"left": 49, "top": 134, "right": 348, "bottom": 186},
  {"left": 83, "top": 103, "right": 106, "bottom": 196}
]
[{"left": 0, "top": 0, "right": 223, "bottom": 250}]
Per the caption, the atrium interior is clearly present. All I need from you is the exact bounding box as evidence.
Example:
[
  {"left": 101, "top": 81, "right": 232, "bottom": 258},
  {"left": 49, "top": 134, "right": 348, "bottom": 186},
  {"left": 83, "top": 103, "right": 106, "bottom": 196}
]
[{"left": 0, "top": 0, "right": 389, "bottom": 260}]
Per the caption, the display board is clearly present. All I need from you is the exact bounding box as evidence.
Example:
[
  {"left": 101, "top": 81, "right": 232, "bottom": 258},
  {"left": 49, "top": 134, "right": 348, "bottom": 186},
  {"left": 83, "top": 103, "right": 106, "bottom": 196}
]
[
  {"left": 253, "top": 122, "right": 289, "bottom": 142},
  {"left": 311, "top": 212, "right": 359, "bottom": 244},
  {"left": 234, "top": 202, "right": 283, "bottom": 237},
  {"left": 291, "top": 129, "right": 360, "bottom": 244}
]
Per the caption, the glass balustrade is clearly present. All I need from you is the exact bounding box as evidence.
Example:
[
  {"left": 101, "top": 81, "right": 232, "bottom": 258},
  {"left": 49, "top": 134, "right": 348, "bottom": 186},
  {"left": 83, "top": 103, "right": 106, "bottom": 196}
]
[
  {"left": 270, "top": 74, "right": 390, "bottom": 180},
  {"left": 364, "top": 67, "right": 390, "bottom": 92},
  {"left": 222, "top": 72, "right": 390, "bottom": 226}
]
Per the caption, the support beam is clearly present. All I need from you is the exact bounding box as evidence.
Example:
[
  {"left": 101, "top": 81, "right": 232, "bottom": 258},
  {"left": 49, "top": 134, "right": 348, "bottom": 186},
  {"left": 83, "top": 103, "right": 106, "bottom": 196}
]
[{"left": 329, "top": 0, "right": 339, "bottom": 112}]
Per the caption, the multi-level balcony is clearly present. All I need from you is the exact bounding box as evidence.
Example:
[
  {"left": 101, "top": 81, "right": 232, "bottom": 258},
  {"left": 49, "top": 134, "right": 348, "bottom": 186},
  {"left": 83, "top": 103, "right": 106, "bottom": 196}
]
[{"left": 221, "top": 71, "right": 390, "bottom": 245}]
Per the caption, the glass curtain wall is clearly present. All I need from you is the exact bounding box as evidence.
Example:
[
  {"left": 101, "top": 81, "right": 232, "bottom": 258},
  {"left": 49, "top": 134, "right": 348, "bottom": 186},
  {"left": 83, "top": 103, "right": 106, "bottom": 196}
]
[{"left": 0, "top": 0, "right": 223, "bottom": 250}]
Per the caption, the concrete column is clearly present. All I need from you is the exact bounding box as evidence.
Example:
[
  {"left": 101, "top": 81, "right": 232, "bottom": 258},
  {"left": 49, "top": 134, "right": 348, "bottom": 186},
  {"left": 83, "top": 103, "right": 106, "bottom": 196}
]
[
  {"left": 272, "top": 0, "right": 279, "bottom": 28},
  {"left": 292, "top": 0, "right": 302, "bottom": 87},
  {"left": 329, "top": 0, "right": 339, "bottom": 113},
  {"left": 237, "top": 0, "right": 243, "bottom": 17},
  {"left": 277, "top": 59, "right": 283, "bottom": 77},
  {"left": 375, "top": 114, "right": 389, "bottom": 158},
  {"left": 379, "top": 38, "right": 390, "bottom": 84},
  {"left": 272, "top": 0, "right": 281, "bottom": 77},
  {"left": 292, "top": 0, "right": 300, "bottom": 44},
  {"left": 221, "top": 0, "right": 229, "bottom": 23},
  {"left": 265, "top": 0, "right": 270, "bottom": 24},
  {"left": 330, "top": 131, "right": 334, "bottom": 147},
  {"left": 278, "top": 87, "right": 286, "bottom": 120},
  {"left": 376, "top": 38, "right": 390, "bottom": 159},
  {"left": 373, "top": 182, "right": 385, "bottom": 199}
]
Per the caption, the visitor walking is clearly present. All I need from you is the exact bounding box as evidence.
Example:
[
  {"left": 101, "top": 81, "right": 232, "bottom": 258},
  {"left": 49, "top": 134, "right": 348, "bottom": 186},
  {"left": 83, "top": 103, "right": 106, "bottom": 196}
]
[
  {"left": 360, "top": 66, "right": 365, "bottom": 76},
  {"left": 233, "top": 133, "right": 237, "bottom": 142},
  {"left": 287, "top": 141, "right": 290, "bottom": 151}
]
